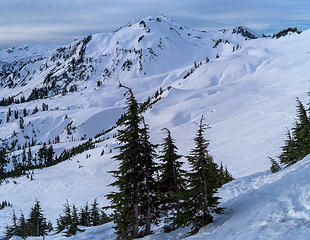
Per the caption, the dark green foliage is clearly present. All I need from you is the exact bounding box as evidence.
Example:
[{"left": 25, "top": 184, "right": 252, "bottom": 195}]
[
  {"left": 139, "top": 120, "right": 159, "bottom": 236},
  {"left": 56, "top": 199, "right": 110, "bottom": 236},
  {"left": 79, "top": 202, "right": 91, "bottom": 227},
  {"left": 269, "top": 157, "right": 281, "bottom": 173},
  {"left": 180, "top": 117, "right": 224, "bottom": 235},
  {"left": 90, "top": 199, "right": 101, "bottom": 226},
  {"left": 106, "top": 85, "right": 159, "bottom": 239},
  {"left": 278, "top": 130, "right": 298, "bottom": 166},
  {"left": 15, "top": 213, "right": 28, "bottom": 238},
  {"left": 158, "top": 128, "right": 186, "bottom": 232},
  {"left": 3, "top": 139, "right": 95, "bottom": 180},
  {"left": 26, "top": 200, "right": 48, "bottom": 236},
  {"left": 5, "top": 200, "right": 49, "bottom": 239},
  {"left": 0, "top": 200, "right": 12, "bottom": 210},
  {"left": 279, "top": 99, "right": 310, "bottom": 167},
  {"left": 0, "top": 147, "right": 8, "bottom": 180},
  {"left": 106, "top": 86, "right": 145, "bottom": 240},
  {"left": 5, "top": 210, "right": 17, "bottom": 239},
  {"left": 218, "top": 162, "right": 234, "bottom": 186}
]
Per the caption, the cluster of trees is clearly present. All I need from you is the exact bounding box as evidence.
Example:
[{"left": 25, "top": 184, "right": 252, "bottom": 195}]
[
  {"left": 270, "top": 98, "right": 310, "bottom": 172},
  {"left": 56, "top": 199, "right": 110, "bottom": 236},
  {"left": 5, "top": 200, "right": 52, "bottom": 239},
  {"left": 4, "top": 103, "right": 49, "bottom": 125},
  {"left": 0, "top": 147, "right": 8, "bottom": 181},
  {"left": 3, "top": 138, "right": 94, "bottom": 180},
  {"left": 106, "top": 86, "right": 233, "bottom": 239},
  {"left": 0, "top": 200, "right": 12, "bottom": 210}
]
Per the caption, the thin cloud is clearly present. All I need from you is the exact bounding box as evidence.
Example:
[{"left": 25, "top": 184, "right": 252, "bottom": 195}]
[{"left": 0, "top": 0, "right": 309, "bottom": 48}]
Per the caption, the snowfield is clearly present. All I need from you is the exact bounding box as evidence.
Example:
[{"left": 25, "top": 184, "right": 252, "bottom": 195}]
[{"left": 1, "top": 14, "right": 310, "bottom": 239}]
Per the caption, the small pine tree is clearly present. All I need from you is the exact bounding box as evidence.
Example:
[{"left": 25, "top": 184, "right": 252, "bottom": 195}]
[
  {"left": 279, "top": 129, "right": 298, "bottom": 166},
  {"left": 158, "top": 128, "right": 186, "bottom": 232},
  {"left": 180, "top": 116, "right": 223, "bottom": 235},
  {"left": 79, "top": 202, "right": 91, "bottom": 227},
  {"left": 0, "top": 147, "right": 8, "bottom": 180},
  {"left": 269, "top": 157, "right": 281, "bottom": 173},
  {"left": 139, "top": 119, "right": 159, "bottom": 236},
  {"left": 279, "top": 99, "right": 310, "bottom": 167},
  {"left": 5, "top": 210, "right": 18, "bottom": 239},
  {"left": 26, "top": 200, "right": 48, "bottom": 237},
  {"left": 16, "top": 212, "right": 28, "bottom": 238},
  {"left": 90, "top": 199, "right": 101, "bottom": 226},
  {"left": 19, "top": 117, "right": 24, "bottom": 130}
]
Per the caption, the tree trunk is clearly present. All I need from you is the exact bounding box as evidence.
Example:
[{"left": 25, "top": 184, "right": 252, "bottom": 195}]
[{"left": 133, "top": 203, "right": 139, "bottom": 238}]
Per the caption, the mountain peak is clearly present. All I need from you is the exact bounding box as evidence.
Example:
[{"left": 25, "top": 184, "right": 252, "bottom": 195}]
[{"left": 231, "top": 26, "right": 261, "bottom": 39}]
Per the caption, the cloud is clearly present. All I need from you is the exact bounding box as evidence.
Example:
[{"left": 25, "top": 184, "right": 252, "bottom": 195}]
[{"left": 0, "top": 0, "right": 309, "bottom": 48}]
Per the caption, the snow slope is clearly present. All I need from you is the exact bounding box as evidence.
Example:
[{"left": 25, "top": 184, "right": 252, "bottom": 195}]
[
  {"left": 0, "top": 14, "right": 309, "bottom": 239},
  {"left": 5, "top": 151, "right": 310, "bottom": 240}
]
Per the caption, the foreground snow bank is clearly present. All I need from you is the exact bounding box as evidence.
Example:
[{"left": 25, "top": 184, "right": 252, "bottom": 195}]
[
  {"left": 141, "top": 155, "right": 310, "bottom": 240},
  {"left": 185, "top": 155, "right": 310, "bottom": 240}
]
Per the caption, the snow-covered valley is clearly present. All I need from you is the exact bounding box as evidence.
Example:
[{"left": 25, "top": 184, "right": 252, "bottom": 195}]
[{"left": 1, "top": 14, "right": 310, "bottom": 239}]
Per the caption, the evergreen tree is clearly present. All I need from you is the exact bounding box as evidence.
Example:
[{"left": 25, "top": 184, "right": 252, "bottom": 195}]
[
  {"left": 38, "top": 143, "right": 47, "bottom": 164},
  {"left": 27, "top": 146, "right": 33, "bottom": 166},
  {"left": 90, "top": 199, "right": 101, "bottom": 226},
  {"left": 56, "top": 199, "right": 72, "bottom": 233},
  {"left": 100, "top": 209, "right": 110, "bottom": 225},
  {"left": 218, "top": 162, "right": 234, "bottom": 186},
  {"left": 26, "top": 200, "right": 47, "bottom": 236},
  {"left": 269, "top": 157, "right": 281, "bottom": 173},
  {"left": 19, "top": 117, "right": 24, "bottom": 130},
  {"left": 279, "top": 129, "right": 298, "bottom": 166},
  {"left": 79, "top": 202, "right": 91, "bottom": 227},
  {"left": 5, "top": 210, "right": 17, "bottom": 238},
  {"left": 158, "top": 128, "right": 186, "bottom": 232},
  {"left": 180, "top": 116, "right": 223, "bottom": 235},
  {"left": 292, "top": 98, "right": 310, "bottom": 159},
  {"left": 279, "top": 99, "right": 310, "bottom": 167},
  {"left": 0, "top": 147, "right": 8, "bottom": 180},
  {"left": 47, "top": 145, "right": 54, "bottom": 163},
  {"left": 16, "top": 212, "right": 28, "bottom": 238},
  {"left": 23, "top": 108, "right": 27, "bottom": 117},
  {"left": 139, "top": 119, "right": 159, "bottom": 236},
  {"left": 47, "top": 221, "right": 53, "bottom": 232},
  {"left": 22, "top": 148, "right": 27, "bottom": 166},
  {"left": 106, "top": 85, "right": 146, "bottom": 239}
]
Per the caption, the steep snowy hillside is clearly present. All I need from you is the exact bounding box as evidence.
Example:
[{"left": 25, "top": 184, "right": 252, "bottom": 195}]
[{"left": 0, "top": 13, "right": 308, "bottom": 239}]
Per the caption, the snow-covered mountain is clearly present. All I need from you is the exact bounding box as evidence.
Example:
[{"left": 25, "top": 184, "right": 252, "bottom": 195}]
[{"left": 0, "top": 14, "right": 308, "bottom": 239}]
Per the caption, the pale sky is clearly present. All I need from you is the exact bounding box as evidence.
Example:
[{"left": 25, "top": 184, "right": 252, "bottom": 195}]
[{"left": 1, "top": 0, "right": 310, "bottom": 48}]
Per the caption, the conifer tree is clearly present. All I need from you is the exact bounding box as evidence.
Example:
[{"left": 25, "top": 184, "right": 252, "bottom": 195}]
[
  {"left": 100, "top": 209, "right": 110, "bottom": 225},
  {"left": 269, "top": 157, "right": 281, "bottom": 173},
  {"left": 106, "top": 85, "right": 146, "bottom": 239},
  {"left": 16, "top": 212, "right": 28, "bottom": 238},
  {"left": 27, "top": 146, "right": 33, "bottom": 166},
  {"left": 26, "top": 200, "right": 47, "bottom": 237},
  {"left": 180, "top": 116, "right": 223, "bottom": 235},
  {"left": 0, "top": 147, "right": 8, "bottom": 180},
  {"left": 279, "top": 99, "right": 310, "bottom": 167},
  {"left": 5, "top": 210, "right": 17, "bottom": 238},
  {"left": 279, "top": 129, "right": 298, "bottom": 166},
  {"left": 90, "top": 199, "right": 101, "bottom": 226},
  {"left": 139, "top": 119, "right": 159, "bottom": 236},
  {"left": 292, "top": 98, "right": 310, "bottom": 158},
  {"left": 79, "top": 202, "right": 91, "bottom": 227},
  {"left": 158, "top": 128, "right": 186, "bottom": 232}
]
